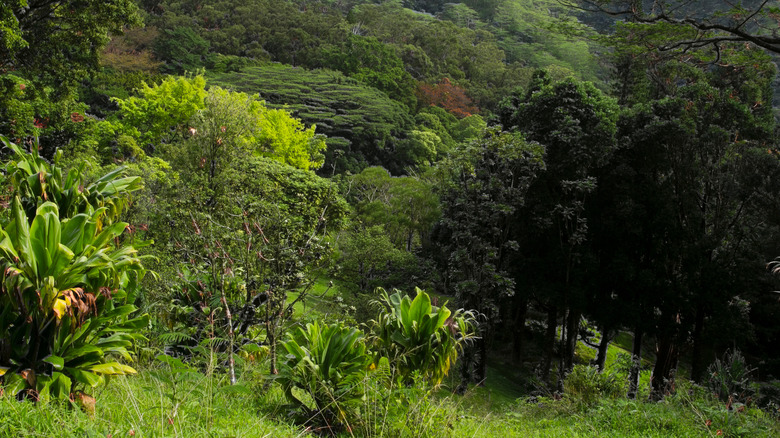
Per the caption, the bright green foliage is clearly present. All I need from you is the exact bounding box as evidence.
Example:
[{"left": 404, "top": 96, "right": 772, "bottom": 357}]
[
  {"left": 114, "top": 75, "right": 325, "bottom": 171},
  {"left": 439, "top": 3, "right": 482, "bottom": 28},
  {"left": 369, "top": 287, "right": 475, "bottom": 386},
  {"left": 398, "top": 130, "right": 442, "bottom": 166},
  {"left": 255, "top": 107, "right": 326, "bottom": 171},
  {"left": 209, "top": 65, "right": 413, "bottom": 173},
  {"left": 278, "top": 321, "right": 372, "bottom": 424},
  {"left": 114, "top": 75, "right": 207, "bottom": 146},
  {"left": 0, "top": 137, "right": 149, "bottom": 401},
  {"left": 0, "top": 1, "right": 27, "bottom": 53},
  {"left": 452, "top": 114, "right": 487, "bottom": 143}
]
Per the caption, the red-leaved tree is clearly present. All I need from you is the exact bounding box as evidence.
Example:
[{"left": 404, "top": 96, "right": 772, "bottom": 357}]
[{"left": 417, "top": 78, "right": 479, "bottom": 118}]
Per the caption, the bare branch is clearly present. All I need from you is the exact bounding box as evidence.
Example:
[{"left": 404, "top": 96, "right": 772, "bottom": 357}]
[{"left": 560, "top": 0, "right": 780, "bottom": 54}]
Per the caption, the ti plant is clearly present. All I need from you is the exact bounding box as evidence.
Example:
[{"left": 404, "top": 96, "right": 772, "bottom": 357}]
[
  {"left": 1, "top": 137, "right": 142, "bottom": 225},
  {"left": 369, "top": 287, "right": 476, "bottom": 386},
  {"left": 278, "top": 321, "right": 372, "bottom": 429},
  {"left": 0, "top": 136, "right": 150, "bottom": 401}
]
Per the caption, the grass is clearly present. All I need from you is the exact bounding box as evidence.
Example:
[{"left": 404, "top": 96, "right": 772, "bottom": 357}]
[
  {"left": 288, "top": 277, "right": 342, "bottom": 319},
  {"left": 3, "top": 291, "right": 778, "bottom": 437},
  {"left": 3, "top": 361, "right": 778, "bottom": 438},
  {"left": 0, "top": 370, "right": 304, "bottom": 438}
]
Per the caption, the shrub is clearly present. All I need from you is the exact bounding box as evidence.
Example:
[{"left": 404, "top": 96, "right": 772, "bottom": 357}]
[
  {"left": 369, "top": 287, "right": 475, "bottom": 386},
  {"left": 0, "top": 136, "right": 149, "bottom": 402},
  {"left": 564, "top": 364, "right": 624, "bottom": 408},
  {"left": 277, "top": 321, "right": 372, "bottom": 430},
  {"left": 707, "top": 349, "right": 755, "bottom": 404}
]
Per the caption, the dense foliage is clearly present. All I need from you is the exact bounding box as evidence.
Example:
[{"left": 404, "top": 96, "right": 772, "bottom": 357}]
[
  {"left": 1, "top": 0, "right": 780, "bottom": 436},
  {"left": 0, "top": 137, "right": 149, "bottom": 401}
]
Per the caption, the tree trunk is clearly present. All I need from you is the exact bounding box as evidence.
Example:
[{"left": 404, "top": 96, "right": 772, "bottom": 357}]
[
  {"left": 563, "top": 308, "right": 581, "bottom": 373},
  {"left": 690, "top": 301, "right": 706, "bottom": 383},
  {"left": 220, "top": 293, "right": 237, "bottom": 385},
  {"left": 474, "top": 334, "right": 488, "bottom": 385},
  {"left": 457, "top": 343, "right": 474, "bottom": 395},
  {"left": 595, "top": 325, "right": 612, "bottom": 372},
  {"left": 541, "top": 306, "right": 557, "bottom": 384},
  {"left": 651, "top": 333, "right": 679, "bottom": 399},
  {"left": 627, "top": 326, "right": 643, "bottom": 399},
  {"left": 512, "top": 299, "right": 528, "bottom": 362},
  {"left": 267, "top": 324, "right": 277, "bottom": 376}
]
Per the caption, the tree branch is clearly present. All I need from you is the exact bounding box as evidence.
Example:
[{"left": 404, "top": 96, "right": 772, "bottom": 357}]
[{"left": 560, "top": 0, "right": 780, "bottom": 54}]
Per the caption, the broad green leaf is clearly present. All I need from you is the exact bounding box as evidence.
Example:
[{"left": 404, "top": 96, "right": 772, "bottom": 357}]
[
  {"left": 67, "top": 368, "right": 103, "bottom": 387},
  {"left": 88, "top": 362, "right": 137, "bottom": 375},
  {"left": 61, "top": 344, "right": 103, "bottom": 363},
  {"left": 60, "top": 214, "right": 91, "bottom": 253},
  {"left": 49, "top": 372, "right": 72, "bottom": 399},
  {"left": 409, "top": 289, "right": 432, "bottom": 326},
  {"left": 43, "top": 355, "right": 65, "bottom": 371},
  {"left": 2, "top": 372, "right": 28, "bottom": 397},
  {"left": 11, "top": 197, "right": 35, "bottom": 275},
  {"left": 92, "top": 222, "right": 129, "bottom": 250}
]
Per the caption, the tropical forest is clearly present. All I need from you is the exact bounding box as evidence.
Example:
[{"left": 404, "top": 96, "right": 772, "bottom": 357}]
[{"left": 2, "top": 0, "right": 780, "bottom": 436}]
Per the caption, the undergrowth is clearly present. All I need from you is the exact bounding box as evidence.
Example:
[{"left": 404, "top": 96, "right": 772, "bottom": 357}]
[{"left": 2, "top": 364, "right": 778, "bottom": 437}]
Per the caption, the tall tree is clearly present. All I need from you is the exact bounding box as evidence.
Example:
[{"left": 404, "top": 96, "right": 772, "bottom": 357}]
[
  {"left": 498, "top": 71, "right": 618, "bottom": 383},
  {"left": 436, "top": 128, "right": 544, "bottom": 388},
  {"left": 603, "top": 19, "right": 779, "bottom": 390},
  {"left": 1, "top": 0, "right": 140, "bottom": 85},
  {"left": 606, "top": 60, "right": 778, "bottom": 395}
]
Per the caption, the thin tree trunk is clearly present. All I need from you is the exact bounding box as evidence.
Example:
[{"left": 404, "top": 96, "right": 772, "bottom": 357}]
[
  {"left": 595, "top": 325, "right": 612, "bottom": 372},
  {"left": 690, "top": 301, "right": 706, "bottom": 383},
  {"left": 627, "top": 326, "right": 643, "bottom": 399},
  {"left": 474, "top": 333, "right": 488, "bottom": 385},
  {"left": 457, "top": 344, "right": 474, "bottom": 395},
  {"left": 541, "top": 306, "right": 557, "bottom": 384},
  {"left": 512, "top": 299, "right": 528, "bottom": 362},
  {"left": 220, "top": 293, "right": 237, "bottom": 385},
  {"left": 266, "top": 299, "right": 279, "bottom": 376},
  {"left": 564, "top": 308, "right": 581, "bottom": 372}
]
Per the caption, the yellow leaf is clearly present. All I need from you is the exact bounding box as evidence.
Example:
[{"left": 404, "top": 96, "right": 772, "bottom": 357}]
[{"left": 52, "top": 297, "right": 69, "bottom": 319}]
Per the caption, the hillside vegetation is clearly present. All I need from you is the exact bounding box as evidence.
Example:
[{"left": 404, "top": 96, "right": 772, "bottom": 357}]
[{"left": 2, "top": 1, "right": 780, "bottom": 437}]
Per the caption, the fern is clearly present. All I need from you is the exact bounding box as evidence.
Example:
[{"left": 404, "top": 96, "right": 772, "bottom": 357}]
[{"left": 158, "top": 331, "right": 195, "bottom": 345}]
